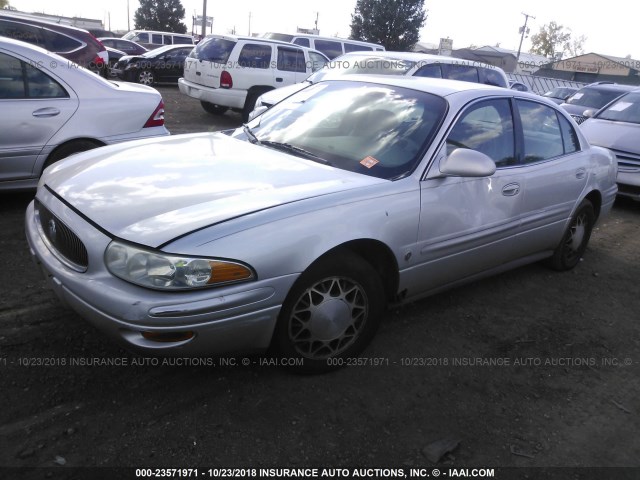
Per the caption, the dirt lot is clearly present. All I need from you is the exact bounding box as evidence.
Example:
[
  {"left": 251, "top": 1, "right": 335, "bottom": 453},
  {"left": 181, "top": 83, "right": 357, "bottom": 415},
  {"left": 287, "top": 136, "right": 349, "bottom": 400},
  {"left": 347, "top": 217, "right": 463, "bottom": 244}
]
[{"left": 1, "top": 86, "right": 639, "bottom": 479}]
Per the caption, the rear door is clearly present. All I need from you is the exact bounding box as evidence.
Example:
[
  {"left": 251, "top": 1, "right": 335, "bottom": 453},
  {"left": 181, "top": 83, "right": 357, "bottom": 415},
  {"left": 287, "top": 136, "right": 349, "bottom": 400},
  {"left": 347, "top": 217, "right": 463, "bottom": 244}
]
[
  {"left": 0, "top": 51, "right": 78, "bottom": 181},
  {"left": 275, "top": 46, "right": 307, "bottom": 85}
]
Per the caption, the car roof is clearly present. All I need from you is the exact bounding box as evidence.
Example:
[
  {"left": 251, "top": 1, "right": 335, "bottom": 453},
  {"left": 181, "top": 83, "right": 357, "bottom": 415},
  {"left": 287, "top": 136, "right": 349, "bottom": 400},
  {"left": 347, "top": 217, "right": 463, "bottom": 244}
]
[
  {"left": 202, "top": 34, "right": 330, "bottom": 55},
  {"left": 0, "top": 11, "right": 92, "bottom": 36},
  {"left": 321, "top": 73, "right": 517, "bottom": 97}
]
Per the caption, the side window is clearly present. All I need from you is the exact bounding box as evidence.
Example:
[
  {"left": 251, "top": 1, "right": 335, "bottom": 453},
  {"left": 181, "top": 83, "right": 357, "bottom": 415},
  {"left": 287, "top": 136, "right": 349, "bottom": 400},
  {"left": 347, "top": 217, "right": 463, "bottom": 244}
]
[
  {"left": 173, "top": 36, "right": 193, "bottom": 45},
  {"left": 277, "top": 47, "right": 306, "bottom": 73},
  {"left": 0, "top": 52, "right": 67, "bottom": 99},
  {"left": 151, "top": 34, "right": 163, "bottom": 45},
  {"left": 0, "top": 20, "right": 44, "bottom": 48},
  {"left": 293, "top": 38, "right": 310, "bottom": 48},
  {"left": 40, "top": 30, "right": 83, "bottom": 53},
  {"left": 517, "top": 100, "right": 565, "bottom": 163},
  {"left": 135, "top": 33, "right": 149, "bottom": 43},
  {"left": 237, "top": 44, "right": 271, "bottom": 69},
  {"left": 558, "top": 113, "right": 580, "bottom": 154},
  {"left": 414, "top": 64, "right": 442, "bottom": 78},
  {"left": 308, "top": 51, "right": 328, "bottom": 72},
  {"left": 446, "top": 98, "right": 516, "bottom": 167},
  {"left": 314, "top": 40, "right": 343, "bottom": 59},
  {"left": 483, "top": 68, "right": 507, "bottom": 87},
  {"left": 443, "top": 64, "right": 479, "bottom": 83},
  {"left": 163, "top": 35, "right": 173, "bottom": 45},
  {"left": 344, "top": 43, "right": 373, "bottom": 53}
]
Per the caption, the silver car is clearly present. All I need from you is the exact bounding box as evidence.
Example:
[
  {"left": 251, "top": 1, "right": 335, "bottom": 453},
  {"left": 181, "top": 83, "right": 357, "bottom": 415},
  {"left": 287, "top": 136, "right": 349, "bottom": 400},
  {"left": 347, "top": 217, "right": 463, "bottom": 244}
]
[
  {"left": 580, "top": 89, "right": 640, "bottom": 200},
  {"left": 0, "top": 37, "right": 169, "bottom": 191},
  {"left": 26, "top": 76, "right": 618, "bottom": 372}
]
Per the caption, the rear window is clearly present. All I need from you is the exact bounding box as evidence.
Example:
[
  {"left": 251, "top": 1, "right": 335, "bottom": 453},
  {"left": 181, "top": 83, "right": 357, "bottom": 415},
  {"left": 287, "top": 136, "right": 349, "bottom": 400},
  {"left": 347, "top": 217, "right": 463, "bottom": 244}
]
[
  {"left": 191, "top": 37, "right": 235, "bottom": 63},
  {"left": 0, "top": 20, "right": 43, "bottom": 47},
  {"left": 567, "top": 87, "right": 630, "bottom": 109}
]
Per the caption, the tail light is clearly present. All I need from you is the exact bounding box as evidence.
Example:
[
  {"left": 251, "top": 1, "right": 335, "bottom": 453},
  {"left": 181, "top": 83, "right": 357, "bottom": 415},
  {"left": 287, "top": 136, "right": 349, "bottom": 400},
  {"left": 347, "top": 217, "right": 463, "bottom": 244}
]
[
  {"left": 220, "top": 71, "right": 232, "bottom": 89},
  {"left": 144, "top": 100, "right": 165, "bottom": 128},
  {"left": 92, "top": 54, "right": 105, "bottom": 67}
]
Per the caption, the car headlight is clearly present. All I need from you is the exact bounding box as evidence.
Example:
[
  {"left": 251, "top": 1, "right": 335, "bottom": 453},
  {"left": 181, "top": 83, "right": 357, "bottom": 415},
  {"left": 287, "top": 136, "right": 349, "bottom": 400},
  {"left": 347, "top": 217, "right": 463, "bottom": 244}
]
[{"left": 105, "top": 241, "right": 255, "bottom": 290}]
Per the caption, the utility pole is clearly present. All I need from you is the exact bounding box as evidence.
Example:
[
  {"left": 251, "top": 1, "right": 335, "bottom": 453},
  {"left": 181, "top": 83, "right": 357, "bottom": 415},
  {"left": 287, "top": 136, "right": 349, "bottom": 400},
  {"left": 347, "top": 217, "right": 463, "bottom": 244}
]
[
  {"left": 516, "top": 12, "right": 534, "bottom": 62},
  {"left": 201, "top": 0, "right": 207, "bottom": 39},
  {"left": 248, "top": 12, "right": 251, "bottom": 36},
  {"left": 127, "top": 0, "right": 130, "bottom": 31},
  {"left": 314, "top": 12, "right": 318, "bottom": 33}
]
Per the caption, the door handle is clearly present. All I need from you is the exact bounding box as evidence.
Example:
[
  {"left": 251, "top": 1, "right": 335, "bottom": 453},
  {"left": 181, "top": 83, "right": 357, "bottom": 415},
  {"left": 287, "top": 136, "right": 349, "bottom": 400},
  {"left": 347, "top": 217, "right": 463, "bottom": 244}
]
[
  {"left": 502, "top": 183, "right": 520, "bottom": 196},
  {"left": 576, "top": 168, "right": 587, "bottom": 179},
  {"left": 32, "top": 107, "right": 60, "bottom": 118},
  {"left": 276, "top": 77, "right": 283, "bottom": 82}
]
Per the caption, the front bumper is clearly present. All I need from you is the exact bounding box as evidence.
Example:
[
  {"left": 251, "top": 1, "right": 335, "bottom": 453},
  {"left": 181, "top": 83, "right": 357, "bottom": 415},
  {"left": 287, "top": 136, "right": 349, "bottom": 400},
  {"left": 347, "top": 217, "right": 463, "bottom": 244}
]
[
  {"left": 25, "top": 192, "right": 297, "bottom": 356},
  {"left": 617, "top": 168, "right": 640, "bottom": 201}
]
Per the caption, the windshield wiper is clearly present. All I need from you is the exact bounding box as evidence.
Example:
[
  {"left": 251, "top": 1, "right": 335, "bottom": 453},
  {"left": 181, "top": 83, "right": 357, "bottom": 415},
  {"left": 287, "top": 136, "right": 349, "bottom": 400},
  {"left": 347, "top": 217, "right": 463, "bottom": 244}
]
[
  {"left": 243, "top": 124, "right": 261, "bottom": 145},
  {"left": 260, "top": 141, "right": 332, "bottom": 165}
]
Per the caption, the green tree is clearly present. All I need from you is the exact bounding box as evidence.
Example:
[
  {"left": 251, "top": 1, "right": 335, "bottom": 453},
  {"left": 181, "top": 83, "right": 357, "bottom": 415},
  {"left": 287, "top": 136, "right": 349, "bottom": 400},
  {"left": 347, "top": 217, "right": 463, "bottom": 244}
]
[
  {"left": 134, "top": 0, "right": 187, "bottom": 34},
  {"left": 529, "top": 21, "right": 585, "bottom": 59},
  {"left": 350, "top": 0, "right": 427, "bottom": 51},
  {"left": 0, "top": 0, "right": 10, "bottom": 9}
]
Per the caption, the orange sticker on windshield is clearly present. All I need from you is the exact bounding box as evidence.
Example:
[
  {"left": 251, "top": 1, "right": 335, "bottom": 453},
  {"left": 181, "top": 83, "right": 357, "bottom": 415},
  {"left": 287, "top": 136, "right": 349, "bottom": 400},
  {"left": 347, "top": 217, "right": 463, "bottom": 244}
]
[{"left": 360, "top": 156, "right": 380, "bottom": 168}]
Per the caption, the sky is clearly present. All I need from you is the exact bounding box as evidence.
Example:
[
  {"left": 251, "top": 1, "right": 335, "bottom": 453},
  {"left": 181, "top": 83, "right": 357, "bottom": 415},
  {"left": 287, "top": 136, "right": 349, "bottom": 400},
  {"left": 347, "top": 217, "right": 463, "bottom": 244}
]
[{"left": 11, "top": 0, "right": 640, "bottom": 60}]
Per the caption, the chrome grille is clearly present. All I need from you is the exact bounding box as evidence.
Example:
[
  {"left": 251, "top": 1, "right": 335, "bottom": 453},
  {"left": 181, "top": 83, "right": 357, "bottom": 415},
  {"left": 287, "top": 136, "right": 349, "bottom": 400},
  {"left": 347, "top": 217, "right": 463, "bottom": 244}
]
[
  {"left": 36, "top": 201, "right": 88, "bottom": 271},
  {"left": 610, "top": 148, "right": 640, "bottom": 169}
]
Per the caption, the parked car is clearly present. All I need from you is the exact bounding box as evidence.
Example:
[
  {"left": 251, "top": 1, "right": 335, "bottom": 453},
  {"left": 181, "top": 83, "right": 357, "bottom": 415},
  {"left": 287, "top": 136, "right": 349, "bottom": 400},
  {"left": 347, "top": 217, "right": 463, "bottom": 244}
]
[
  {"left": 26, "top": 76, "right": 617, "bottom": 371},
  {"left": 251, "top": 51, "right": 509, "bottom": 116},
  {"left": 0, "top": 11, "right": 108, "bottom": 73},
  {"left": 111, "top": 44, "right": 195, "bottom": 85},
  {"left": 178, "top": 34, "right": 330, "bottom": 121},
  {"left": 99, "top": 37, "right": 148, "bottom": 56},
  {"left": 0, "top": 37, "right": 169, "bottom": 191},
  {"left": 122, "top": 30, "right": 195, "bottom": 50},
  {"left": 104, "top": 46, "right": 126, "bottom": 77},
  {"left": 580, "top": 88, "right": 640, "bottom": 200},
  {"left": 541, "top": 86, "right": 579, "bottom": 104},
  {"left": 559, "top": 83, "right": 636, "bottom": 124},
  {"left": 262, "top": 32, "right": 384, "bottom": 59}
]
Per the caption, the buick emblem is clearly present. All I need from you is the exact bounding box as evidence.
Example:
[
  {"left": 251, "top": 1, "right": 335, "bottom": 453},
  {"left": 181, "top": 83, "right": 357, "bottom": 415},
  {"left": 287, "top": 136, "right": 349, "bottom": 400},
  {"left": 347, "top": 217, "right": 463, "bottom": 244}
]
[{"left": 48, "top": 218, "right": 57, "bottom": 243}]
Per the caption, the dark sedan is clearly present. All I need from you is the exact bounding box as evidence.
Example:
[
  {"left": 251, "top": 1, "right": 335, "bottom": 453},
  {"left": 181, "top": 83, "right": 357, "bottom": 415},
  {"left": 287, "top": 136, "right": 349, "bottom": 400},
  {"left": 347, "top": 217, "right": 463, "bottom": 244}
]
[
  {"left": 112, "top": 44, "right": 194, "bottom": 85},
  {"left": 98, "top": 37, "right": 148, "bottom": 56}
]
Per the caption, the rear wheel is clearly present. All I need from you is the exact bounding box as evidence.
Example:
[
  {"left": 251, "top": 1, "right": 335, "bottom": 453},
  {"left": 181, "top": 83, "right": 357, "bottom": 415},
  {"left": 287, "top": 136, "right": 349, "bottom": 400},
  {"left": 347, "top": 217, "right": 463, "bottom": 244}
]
[
  {"left": 273, "top": 251, "right": 385, "bottom": 373},
  {"left": 200, "top": 101, "right": 228, "bottom": 115},
  {"left": 547, "top": 199, "right": 595, "bottom": 271}
]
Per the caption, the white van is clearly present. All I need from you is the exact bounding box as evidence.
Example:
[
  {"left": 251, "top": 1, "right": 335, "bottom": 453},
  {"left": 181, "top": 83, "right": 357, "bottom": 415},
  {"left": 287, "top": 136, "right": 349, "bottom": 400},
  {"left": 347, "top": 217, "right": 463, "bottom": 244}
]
[
  {"left": 262, "top": 32, "right": 384, "bottom": 59},
  {"left": 122, "top": 30, "right": 195, "bottom": 49}
]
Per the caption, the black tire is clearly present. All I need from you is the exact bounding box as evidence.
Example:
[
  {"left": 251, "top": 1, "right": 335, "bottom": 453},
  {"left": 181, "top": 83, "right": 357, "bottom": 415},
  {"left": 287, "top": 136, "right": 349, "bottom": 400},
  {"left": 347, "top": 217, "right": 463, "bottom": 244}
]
[
  {"left": 43, "top": 140, "right": 101, "bottom": 172},
  {"left": 241, "top": 92, "right": 260, "bottom": 123},
  {"left": 137, "top": 69, "right": 154, "bottom": 85},
  {"left": 200, "top": 101, "right": 228, "bottom": 115},
  {"left": 273, "top": 251, "right": 385, "bottom": 373},
  {"left": 547, "top": 199, "right": 595, "bottom": 271}
]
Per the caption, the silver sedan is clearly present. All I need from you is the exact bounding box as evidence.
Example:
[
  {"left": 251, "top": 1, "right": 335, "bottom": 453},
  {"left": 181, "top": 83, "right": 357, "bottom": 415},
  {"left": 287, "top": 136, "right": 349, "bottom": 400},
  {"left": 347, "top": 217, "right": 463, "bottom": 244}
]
[
  {"left": 0, "top": 37, "right": 169, "bottom": 191},
  {"left": 26, "top": 76, "right": 618, "bottom": 372}
]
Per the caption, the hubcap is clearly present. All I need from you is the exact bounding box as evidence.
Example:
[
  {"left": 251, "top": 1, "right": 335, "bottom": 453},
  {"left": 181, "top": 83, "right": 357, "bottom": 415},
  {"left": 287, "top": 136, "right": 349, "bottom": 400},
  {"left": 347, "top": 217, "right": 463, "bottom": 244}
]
[
  {"left": 139, "top": 71, "right": 153, "bottom": 85},
  {"left": 564, "top": 212, "right": 587, "bottom": 261},
  {"left": 288, "top": 277, "right": 367, "bottom": 360}
]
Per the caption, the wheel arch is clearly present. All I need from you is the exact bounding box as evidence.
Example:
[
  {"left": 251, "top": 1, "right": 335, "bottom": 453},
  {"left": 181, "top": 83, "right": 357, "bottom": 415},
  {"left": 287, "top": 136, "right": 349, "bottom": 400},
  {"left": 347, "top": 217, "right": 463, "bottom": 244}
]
[
  {"left": 43, "top": 138, "right": 105, "bottom": 172},
  {"left": 307, "top": 239, "right": 400, "bottom": 305},
  {"left": 583, "top": 189, "right": 602, "bottom": 221}
]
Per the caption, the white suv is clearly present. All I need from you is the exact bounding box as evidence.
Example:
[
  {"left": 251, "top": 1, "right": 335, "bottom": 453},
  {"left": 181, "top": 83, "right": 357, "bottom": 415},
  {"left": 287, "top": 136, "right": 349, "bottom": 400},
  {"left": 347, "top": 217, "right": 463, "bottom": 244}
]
[{"left": 178, "top": 34, "right": 329, "bottom": 121}]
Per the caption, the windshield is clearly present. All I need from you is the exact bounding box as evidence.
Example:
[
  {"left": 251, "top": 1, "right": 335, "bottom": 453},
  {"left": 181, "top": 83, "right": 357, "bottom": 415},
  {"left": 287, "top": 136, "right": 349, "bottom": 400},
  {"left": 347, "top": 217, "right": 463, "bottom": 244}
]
[
  {"left": 307, "top": 56, "right": 417, "bottom": 83},
  {"left": 235, "top": 80, "right": 447, "bottom": 180},
  {"left": 142, "top": 45, "right": 184, "bottom": 58},
  {"left": 596, "top": 92, "right": 640, "bottom": 124},
  {"left": 567, "top": 87, "right": 629, "bottom": 109}
]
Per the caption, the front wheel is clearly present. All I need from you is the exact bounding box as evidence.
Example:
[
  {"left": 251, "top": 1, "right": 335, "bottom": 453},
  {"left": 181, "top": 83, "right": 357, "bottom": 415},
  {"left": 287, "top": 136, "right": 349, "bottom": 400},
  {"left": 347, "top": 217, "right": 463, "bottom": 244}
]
[
  {"left": 137, "top": 70, "right": 154, "bottom": 85},
  {"left": 273, "top": 251, "right": 385, "bottom": 373},
  {"left": 547, "top": 199, "right": 595, "bottom": 271}
]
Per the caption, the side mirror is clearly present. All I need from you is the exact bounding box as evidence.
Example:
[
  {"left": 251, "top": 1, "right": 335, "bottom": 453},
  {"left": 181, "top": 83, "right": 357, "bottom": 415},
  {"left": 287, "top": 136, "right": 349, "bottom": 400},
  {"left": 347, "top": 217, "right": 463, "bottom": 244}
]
[
  {"left": 582, "top": 109, "right": 597, "bottom": 119},
  {"left": 440, "top": 148, "right": 496, "bottom": 177}
]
